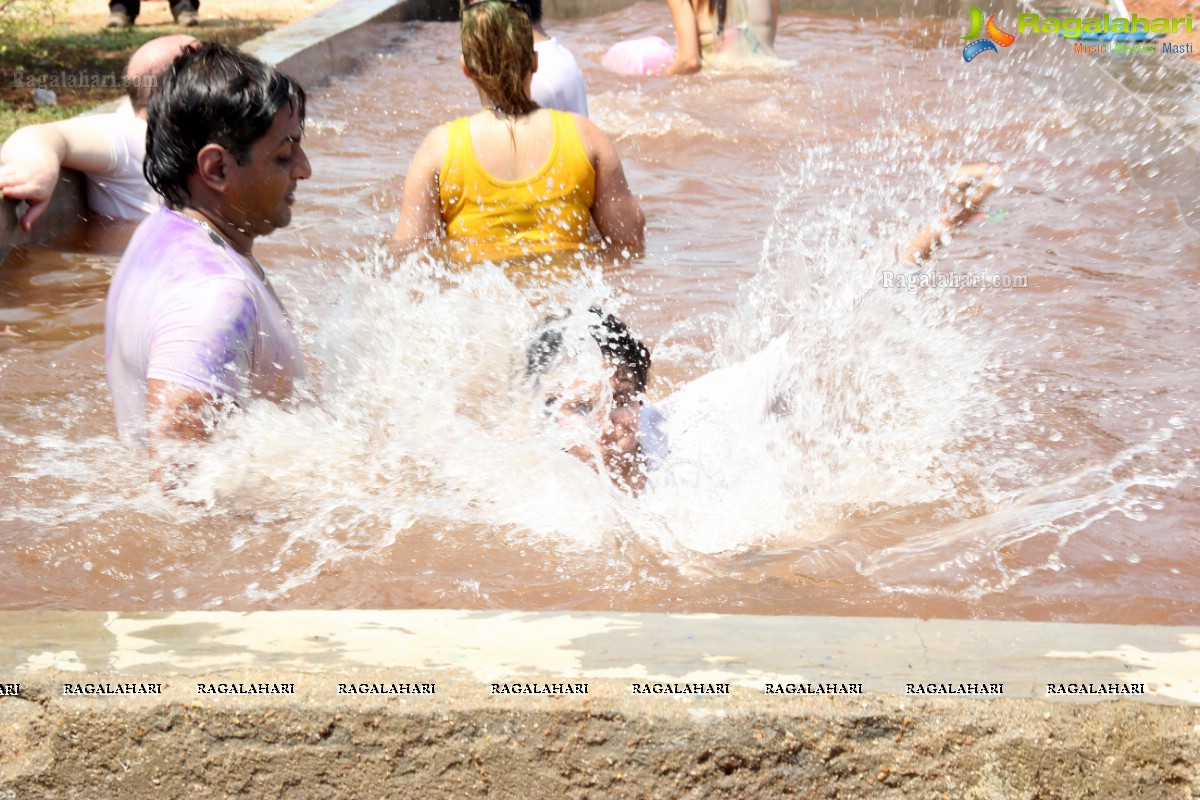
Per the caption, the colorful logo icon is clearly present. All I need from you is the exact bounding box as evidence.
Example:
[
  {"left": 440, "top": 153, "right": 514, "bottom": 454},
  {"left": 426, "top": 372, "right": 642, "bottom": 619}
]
[{"left": 962, "top": 7, "right": 1016, "bottom": 61}]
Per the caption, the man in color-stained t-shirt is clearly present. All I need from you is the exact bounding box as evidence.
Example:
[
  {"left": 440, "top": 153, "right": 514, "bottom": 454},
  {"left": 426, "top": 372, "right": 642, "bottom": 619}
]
[{"left": 105, "top": 42, "right": 311, "bottom": 448}]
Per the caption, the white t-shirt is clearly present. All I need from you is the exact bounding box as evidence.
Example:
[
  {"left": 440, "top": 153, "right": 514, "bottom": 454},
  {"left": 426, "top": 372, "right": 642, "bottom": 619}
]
[
  {"left": 105, "top": 207, "right": 305, "bottom": 447},
  {"left": 532, "top": 37, "right": 589, "bottom": 118},
  {"left": 84, "top": 101, "right": 158, "bottom": 220},
  {"left": 639, "top": 404, "right": 668, "bottom": 471}
]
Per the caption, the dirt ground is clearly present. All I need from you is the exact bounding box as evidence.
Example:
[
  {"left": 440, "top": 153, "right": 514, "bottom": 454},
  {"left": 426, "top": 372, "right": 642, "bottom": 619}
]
[
  {"left": 2, "top": 672, "right": 1199, "bottom": 799},
  {"left": 1, "top": 0, "right": 342, "bottom": 127},
  {"left": 63, "top": 0, "right": 342, "bottom": 33}
]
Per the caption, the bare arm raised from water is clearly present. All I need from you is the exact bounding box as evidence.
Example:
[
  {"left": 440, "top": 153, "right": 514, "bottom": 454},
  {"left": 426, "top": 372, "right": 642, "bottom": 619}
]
[
  {"left": 0, "top": 117, "right": 118, "bottom": 231},
  {"left": 392, "top": 125, "right": 449, "bottom": 254},
  {"left": 576, "top": 116, "right": 645, "bottom": 256},
  {"left": 900, "top": 162, "right": 1000, "bottom": 265}
]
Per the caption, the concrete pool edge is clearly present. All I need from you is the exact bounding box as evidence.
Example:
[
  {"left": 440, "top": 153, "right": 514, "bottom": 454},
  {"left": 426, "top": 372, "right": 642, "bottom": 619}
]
[{"left": 1, "top": 610, "right": 1198, "bottom": 797}]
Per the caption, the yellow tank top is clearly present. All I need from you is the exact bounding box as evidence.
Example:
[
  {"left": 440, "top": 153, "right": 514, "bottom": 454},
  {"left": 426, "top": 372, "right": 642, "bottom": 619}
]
[{"left": 439, "top": 109, "right": 597, "bottom": 266}]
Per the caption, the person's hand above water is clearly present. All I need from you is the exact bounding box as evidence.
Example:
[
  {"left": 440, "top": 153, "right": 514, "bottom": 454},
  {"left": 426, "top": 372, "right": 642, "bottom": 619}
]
[
  {"left": 0, "top": 146, "right": 62, "bottom": 232},
  {"left": 900, "top": 161, "right": 1002, "bottom": 265},
  {"left": 941, "top": 162, "right": 1001, "bottom": 229}
]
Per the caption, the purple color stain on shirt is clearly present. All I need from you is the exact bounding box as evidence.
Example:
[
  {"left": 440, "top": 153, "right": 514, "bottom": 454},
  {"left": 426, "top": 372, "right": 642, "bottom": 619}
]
[{"left": 105, "top": 207, "right": 306, "bottom": 447}]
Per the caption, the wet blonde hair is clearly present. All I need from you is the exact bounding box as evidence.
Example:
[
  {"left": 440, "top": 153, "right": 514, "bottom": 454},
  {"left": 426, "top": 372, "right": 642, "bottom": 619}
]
[{"left": 461, "top": 0, "right": 539, "bottom": 116}]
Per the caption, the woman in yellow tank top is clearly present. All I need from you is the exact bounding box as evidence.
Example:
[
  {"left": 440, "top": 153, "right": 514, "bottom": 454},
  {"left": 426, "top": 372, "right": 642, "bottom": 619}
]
[{"left": 393, "top": 0, "right": 644, "bottom": 276}]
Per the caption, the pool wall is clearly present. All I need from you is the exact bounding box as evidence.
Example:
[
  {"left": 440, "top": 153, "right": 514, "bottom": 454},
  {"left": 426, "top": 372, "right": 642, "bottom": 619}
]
[{"left": 1, "top": 610, "right": 1198, "bottom": 797}]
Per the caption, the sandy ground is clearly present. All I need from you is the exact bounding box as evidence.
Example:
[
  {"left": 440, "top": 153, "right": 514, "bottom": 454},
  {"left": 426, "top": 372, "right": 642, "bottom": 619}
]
[
  {"left": 60, "top": 0, "right": 1199, "bottom": 58},
  {"left": 64, "top": 0, "right": 343, "bottom": 33},
  {"left": 2, "top": 671, "right": 1198, "bottom": 799}
]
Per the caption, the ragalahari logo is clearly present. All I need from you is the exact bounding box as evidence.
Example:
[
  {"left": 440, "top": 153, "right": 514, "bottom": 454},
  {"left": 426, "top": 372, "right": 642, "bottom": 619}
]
[{"left": 962, "top": 7, "right": 1016, "bottom": 62}]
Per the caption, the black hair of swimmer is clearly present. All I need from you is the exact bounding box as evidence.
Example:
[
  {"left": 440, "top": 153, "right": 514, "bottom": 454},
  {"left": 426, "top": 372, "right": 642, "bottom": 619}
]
[
  {"left": 525, "top": 307, "right": 652, "bottom": 395},
  {"left": 144, "top": 42, "right": 307, "bottom": 208},
  {"left": 524, "top": 0, "right": 542, "bottom": 23}
]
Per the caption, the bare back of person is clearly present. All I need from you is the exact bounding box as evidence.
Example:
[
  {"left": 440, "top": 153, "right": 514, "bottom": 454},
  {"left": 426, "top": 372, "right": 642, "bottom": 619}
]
[{"left": 466, "top": 108, "right": 558, "bottom": 181}]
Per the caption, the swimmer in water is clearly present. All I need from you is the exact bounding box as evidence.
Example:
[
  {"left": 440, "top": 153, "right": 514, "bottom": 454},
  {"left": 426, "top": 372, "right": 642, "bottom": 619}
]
[
  {"left": 525, "top": 164, "right": 1000, "bottom": 492},
  {"left": 525, "top": 307, "right": 661, "bottom": 493},
  {"left": 393, "top": 0, "right": 644, "bottom": 276},
  {"left": 665, "top": 0, "right": 779, "bottom": 74},
  {"left": 0, "top": 35, "right": 197, "bottom": 230},
  {"left": 105, "top": 43, "right": 311, "bottom": 452}
]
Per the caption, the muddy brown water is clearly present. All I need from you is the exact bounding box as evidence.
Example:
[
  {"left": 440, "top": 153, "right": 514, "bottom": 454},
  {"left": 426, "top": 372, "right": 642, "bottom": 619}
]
[{"left": 1, "top": 6, "right": 1197, "bottom": 623}]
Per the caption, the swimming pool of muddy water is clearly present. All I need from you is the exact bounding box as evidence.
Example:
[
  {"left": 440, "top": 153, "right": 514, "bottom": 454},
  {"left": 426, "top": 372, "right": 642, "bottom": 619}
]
[{"left": 1, "top": 5, "right": 1197, "bottom": 622}]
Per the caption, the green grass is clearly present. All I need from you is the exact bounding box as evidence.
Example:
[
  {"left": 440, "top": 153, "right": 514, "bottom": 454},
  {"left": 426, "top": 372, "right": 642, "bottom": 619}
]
[
  {"left": 0, "top": 100, "right": 80, "bottom": 141},
  {"left": 1, "top": 20, "right": 273, "bottom": 140}
]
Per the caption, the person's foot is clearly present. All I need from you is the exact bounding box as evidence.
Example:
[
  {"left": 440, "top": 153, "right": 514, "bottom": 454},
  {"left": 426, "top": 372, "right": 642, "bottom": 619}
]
[
  {"left": 943, "top": 162, "right": 1001, "bottom": 226},
  {"left": 105, "top": 8, "right": 132, "bottom": 27},
  {"left": 174, "top": 10, "right": 199, "bottom": 26}
]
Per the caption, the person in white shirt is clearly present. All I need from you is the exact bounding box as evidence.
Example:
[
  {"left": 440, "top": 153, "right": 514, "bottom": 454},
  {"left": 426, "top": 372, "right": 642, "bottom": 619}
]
[
  {"left": 523, "top": 164, "right": 1000, "bottom": 493},
  {"left": 526, "top": 0, "right": 589, "bottom": 117},
  {"left": 0, "top": 35, "right": 196, "bottom": 231},
  {"left": 525, "top": 307, "right": 658, "bottom": 493}
]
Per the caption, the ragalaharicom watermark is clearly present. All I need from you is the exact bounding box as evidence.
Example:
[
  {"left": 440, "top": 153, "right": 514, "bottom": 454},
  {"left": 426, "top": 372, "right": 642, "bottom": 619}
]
[
  {"left": 10, "top": 72, "right": 157, "bottom": 90},
  {"left": 881, "top": 270, "right": 1029, "bottom": 291}
]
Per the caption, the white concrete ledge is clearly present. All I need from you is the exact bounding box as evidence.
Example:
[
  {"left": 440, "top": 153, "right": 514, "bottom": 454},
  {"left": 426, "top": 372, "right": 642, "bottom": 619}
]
[
  {"left": 2, "top": 610, "right": 1198, "bottom": 703},
  {"left": 1, "top": 611, "right": 1199, "bottom": 797},
  {"left": 243, "top": 0, "right": 452, "bottom": 91}
]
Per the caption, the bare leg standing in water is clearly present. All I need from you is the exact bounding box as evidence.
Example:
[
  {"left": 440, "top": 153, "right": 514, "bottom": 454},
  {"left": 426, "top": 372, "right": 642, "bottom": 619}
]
[{"left": 665, "top": 0, "right": 779, "bottom": 74}]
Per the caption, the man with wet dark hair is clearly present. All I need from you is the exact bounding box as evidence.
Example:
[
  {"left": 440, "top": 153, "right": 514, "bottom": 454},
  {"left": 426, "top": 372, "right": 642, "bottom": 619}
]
[
  {"left": 143, "top": 43, "right": 307, "bottom": 208},
  {"left": 527, "top": 307, "right": 651, "bottom": 395},
  {"left": 106, "top": 42, "right": 312, "bottom": 451}
]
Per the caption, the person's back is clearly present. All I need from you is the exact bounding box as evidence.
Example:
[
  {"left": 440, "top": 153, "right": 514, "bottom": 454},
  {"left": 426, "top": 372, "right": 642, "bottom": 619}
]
[
  {"left": 440, "top": 107, "right": 595, "bottom": 265},
  {"left": 532, "top": 38, "right": 588, "bottom": 116},
  {"left": 393, "top": 0, "right": 642, "bottom": 275}
]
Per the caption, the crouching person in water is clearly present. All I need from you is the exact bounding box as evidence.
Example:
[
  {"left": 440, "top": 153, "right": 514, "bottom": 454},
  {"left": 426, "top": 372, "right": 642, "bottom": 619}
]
[
  {"left": 105, "top": 43, "right": 311, "bottom": 454},
  {"left": 525, "top": 308, "right": 664, "bottom": 493}
]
